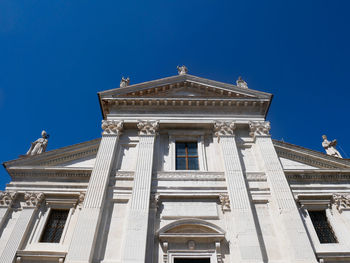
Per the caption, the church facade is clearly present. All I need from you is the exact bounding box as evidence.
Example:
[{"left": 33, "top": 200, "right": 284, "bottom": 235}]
[{"left": 1, "top": 68, "right": 350, "bottom": 263}]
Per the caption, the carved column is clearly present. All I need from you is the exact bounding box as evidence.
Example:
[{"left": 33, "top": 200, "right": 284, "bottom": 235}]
[
  {"left": 0, "top": 191, "right": 17, "bottom": 229},
  {"left": 0, "top": 192, "right": 44, "bottom": 263},
  {"left": 214, "top": 121, "right": 263, "bottom": 263},
  {"left": 250, "top": 121, "right": 317, "bottom": 263},
  {"left": 66, "top": 120, "right": 123, "bottom": 263},
  {"left": 122, "top": 120, "right": 159, "bottom": 263}
]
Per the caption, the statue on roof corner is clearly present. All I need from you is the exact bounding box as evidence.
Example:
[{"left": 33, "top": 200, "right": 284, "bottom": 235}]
[
  {"left": 322, "top": 135, "right": 342, "bottom": 158},
  {"left": 177, "top": 65, "right": 188, "bottom": 75},
  {"left": 236, "top": 76, "right": 248, "bottom": 89},
  {"left": 26, "top": 130, "right": 49, "bottom": 156},
  {"left": 120, "top": 77, "right": 130, "bottom": 88}
]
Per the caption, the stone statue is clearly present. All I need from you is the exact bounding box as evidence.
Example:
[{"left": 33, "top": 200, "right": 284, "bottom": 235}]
[
  {"left": 322, "top": 135, "right": 342, "bottom": 158},
  {"left": 120, "top": 77, "right": 130, "bottom": 88},
  {"left": 26, "top": 130, "right": 49, "bottom": 156},
  {"left": 236, "top": 76, "right": 248, "bottom": 89},
  {"left": 177, "top": 65, "right": 188, "bottom": 75}
]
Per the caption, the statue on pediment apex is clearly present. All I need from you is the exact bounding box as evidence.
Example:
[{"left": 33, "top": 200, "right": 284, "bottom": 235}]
[
  {"left": 26, "top": 130, "right": 49, "bottom": 156},
  {"left": 120, "top": 77, "right": 130, "bottom": 88},
  {"left": 322, "top": 135, "right": 342, "bottom": 158},
  {"left": 177, "top": 65, "right": 188, "bottom": 75},
  {"left": 236, "top": 76, "right": 248, "bottom": 89}
]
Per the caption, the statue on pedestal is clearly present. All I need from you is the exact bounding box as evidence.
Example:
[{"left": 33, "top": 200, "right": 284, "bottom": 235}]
[
  {"left": 322, "top": 135, "right": 342, "bottom": 158},
  {"left": 236, "top": 76, "right": 248, "bottom": 89},
  {"left": 120, "top": 77, "right": 130, "bottom": 88},
  {"left": 26, "top": 130, "right": 49, "bottom": 156},
  {"left": 177, "top": 65, "right": 188, "bottom": 75}
]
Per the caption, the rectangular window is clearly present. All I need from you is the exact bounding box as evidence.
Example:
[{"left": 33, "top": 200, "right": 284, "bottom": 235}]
[
  {"left": 308, "top": 210, "right": 338, "bottom": 243},
  {"left": 40, "top": 209, "right": 69, "bottom": 243},
  {"left": 176, "top": 142, "right": 199, "bottom": 170}
]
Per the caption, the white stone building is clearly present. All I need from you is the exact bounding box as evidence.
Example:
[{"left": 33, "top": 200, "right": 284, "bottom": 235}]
[{"left": 1, "top": 69, "right": 350, "bottom": 263}]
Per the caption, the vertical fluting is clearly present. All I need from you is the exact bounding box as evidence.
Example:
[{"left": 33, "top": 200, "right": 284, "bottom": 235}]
[
  {"left": 122, "top": 134, "right": 156, "bottom": 263},
  {"left": 0, "top": 208, "right": 36, "bottom": 263},
  {"left": 255, "top": 136, "right": 317, "bottom": 262},
  {"left": 220, "top": 135, "right": 263, "bottom": 262},
  {"left": 65, "top": 133, "right": 120, "bottom": 263}
]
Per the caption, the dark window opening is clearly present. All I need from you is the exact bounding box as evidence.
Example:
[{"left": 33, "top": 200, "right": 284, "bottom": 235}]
[
  {"left": 174, "top": 258, "right": 210, "bottom": 263},
  {"left": 176, "top": 142, "right": 199, "bottom": 170},
  {"left": 40, "top": 209, "right": 69, "bottom": 243},
  {"left": 309, "top": 210, "right": 338, "bottom": 243}
]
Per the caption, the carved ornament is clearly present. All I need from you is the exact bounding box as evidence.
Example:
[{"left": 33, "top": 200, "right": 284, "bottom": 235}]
[
  {"left": 101, "top": 120, "right": 124, "bottom": 135},
  {"left": 137, "top": 120, "right": 159, "bottom": 135},
  {"left": 0, "top": 191, "right": 17, "bottom": 207},
  {"left": 219, "top": 194, "right": 231, "bottom": 212},
  {"left": 236, "top": 76, "right": 248, "bottom": 89},
  {"left": 249, "top": 121, "right": 271, "bottom": 137},
  {"left": 333, "top": 194, "right": 350, "bottom": 213},
  {"left": 214, "top": 121, "right": 236, "bottom": 137},
  {"left": 24, "top": 192, "right": 45, "bottom": 207}
]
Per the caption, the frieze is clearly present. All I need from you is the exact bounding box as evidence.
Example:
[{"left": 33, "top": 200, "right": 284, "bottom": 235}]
[
  {"left": 9, "top": 168, "right": 92, "bottom": 178},
  {"left": 0, "top": 191, "right": 17, "bottom": 207},
  {"left": 155, "top": 171, "right": 225, "bottom": 181},
  {"left": 286, "top": 173, "right": 350, "bottom": 182},
  {"left": 245, "top": 172, "right": 267, "bottom": 181}
]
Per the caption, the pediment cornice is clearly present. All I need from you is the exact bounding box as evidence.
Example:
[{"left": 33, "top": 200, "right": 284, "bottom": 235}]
[
  {"left": 273, "top": 140, "right": 350, "bottom": 169},
  {"left": 98, "top": 74, "right": 273, "bottom": 118},
  {"left": 4, "top": 138, "right": 100, "bottom": 168}
]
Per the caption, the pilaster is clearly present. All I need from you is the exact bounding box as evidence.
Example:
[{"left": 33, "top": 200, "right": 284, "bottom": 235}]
[
  {"left": 122, "top": 120, "right": 159, "bottom": 263},
  {"left": 250, "top": 121, "right": 317, "bottom": 263},
  {"left": 65, "top": 120, "right": 123, "bottom": 263},
  {"left": 0, "top": 192, "right": 44, "bottom": 263},
  {"left": 214, "top": 121, "right": 263, "bottom": 263}
]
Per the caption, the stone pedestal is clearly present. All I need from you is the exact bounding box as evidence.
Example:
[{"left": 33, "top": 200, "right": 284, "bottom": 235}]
[
  {"left": 0, "top": 192, "right": 44, "bottom": 263},
  {"left": 250, "top": 121, "right": 317, "bottom": 263},
  {"left": 65, "top": 120, "right": 123, "bottom": 263},
  {"left": 215, "top": 122, "right": 263, "bottom": 263},
  {"left": 122, "top": 121, "right": 159, "bottom": 263}
]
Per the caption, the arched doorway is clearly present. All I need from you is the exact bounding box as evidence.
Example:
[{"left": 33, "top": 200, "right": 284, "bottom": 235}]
[{"left": 158, "top": 219, "right": 226, "bottom": 263}]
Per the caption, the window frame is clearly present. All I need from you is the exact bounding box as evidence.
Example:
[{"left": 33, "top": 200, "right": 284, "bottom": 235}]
[
  {"left": 175, "top": 142, "right": 199, "bottom": 170},
  {"left": 26, "top": 197, "right": 77, "bottom": 250},
  {"left": 168, "top": 131, "right": 207, "bottom": 171},
  {"left": 39, "top": 208, "right": 70, "bottom": 243},
  {"left": 298, "top": 195, "right": 349, "bottom": 253}
]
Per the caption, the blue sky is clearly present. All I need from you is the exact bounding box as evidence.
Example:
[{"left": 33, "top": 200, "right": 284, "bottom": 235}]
[{"left": 0, "top": 1, "right": 349, "bottom": 189}]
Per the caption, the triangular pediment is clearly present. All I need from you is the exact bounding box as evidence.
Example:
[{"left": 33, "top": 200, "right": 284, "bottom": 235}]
[
  {"left": 98, "top": 74, "right": 273, "bottom": 118},
  {"left": 273, "top": 140, "right": 350, "bottom": 170},
  {"left": 3, "top": 139, "right": 100, "bottom": 174},
  {"left": 100, "top": 74, "right": 271, "bottom": 100}
]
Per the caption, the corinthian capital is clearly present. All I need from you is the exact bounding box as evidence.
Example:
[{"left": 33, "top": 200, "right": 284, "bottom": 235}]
[
  {"left": 0, "top": 191, "right": 17, "bottom": 208},
  {"left": 249, "top": 121, "right": 271, "bottom": 137},
  {"left": 101, "top": 120, "right": 124, "bottom": 135},
  {"left": 137, "top": 120, "right": 159, "bottom": 136},
  {"left": 24, "top": 192, "right": 45, "bottom": 208},
  {"left": 214, "top": 121, "right": 236, "bottom": 137},
  {"left": 333, "top": 194, "right": 350, "bottom": 213}
]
